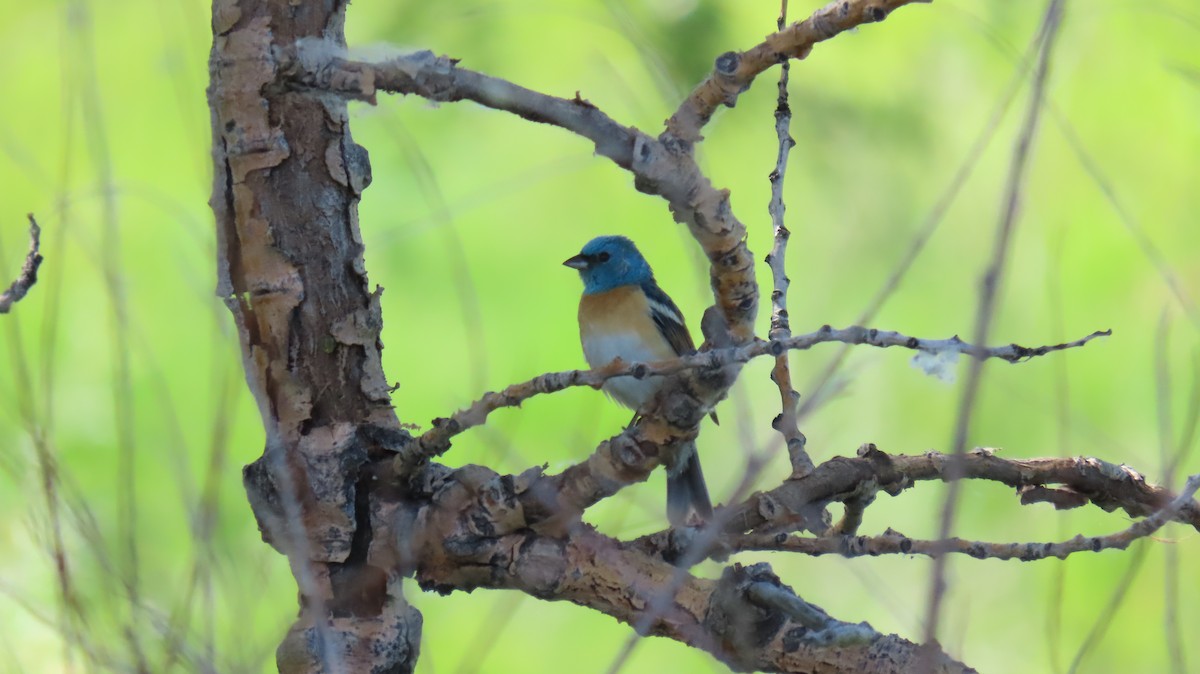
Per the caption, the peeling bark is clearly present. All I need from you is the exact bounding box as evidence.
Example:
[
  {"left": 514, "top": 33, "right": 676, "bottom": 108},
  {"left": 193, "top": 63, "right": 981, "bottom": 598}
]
[{"left": 208, "top": 0, "right": 417, "bottom": 670}]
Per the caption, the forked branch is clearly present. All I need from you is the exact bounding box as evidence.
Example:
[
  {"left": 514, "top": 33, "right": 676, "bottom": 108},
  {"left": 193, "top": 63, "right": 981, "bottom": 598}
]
[{"left": 734, "top": 473, "right": 1200, "bottom": 561}]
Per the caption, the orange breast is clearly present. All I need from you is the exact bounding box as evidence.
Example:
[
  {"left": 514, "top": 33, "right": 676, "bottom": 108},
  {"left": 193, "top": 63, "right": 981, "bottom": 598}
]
[
  {"left": 577, "top": 286, "right": 677, "bottom": 409},
  {"left": 578, "top": 287, "right": 675, "bottom": 360}
]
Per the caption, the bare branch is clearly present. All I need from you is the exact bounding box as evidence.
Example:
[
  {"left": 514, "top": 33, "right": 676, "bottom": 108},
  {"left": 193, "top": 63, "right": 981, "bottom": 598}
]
[
  {"left": 630, "top": 447, "right": 1200, "bottom": 561},
  {"left": 736, "top": 473, "right": 1200, "bottom": 560},
  {"left": 397, "top": 326, "right": 1109, "bottom": 467},
  {"left": 666, "top": 0, "right": 929, "bottom": 143},
  {"left": 764, "top": 0, "right": 814, "bottom": 479},
  {"left": 279, "top": 47, "right": 638, "bottom": 169},
  {"left": 0, "top": 214, "right": 44, "bottom": 314}
]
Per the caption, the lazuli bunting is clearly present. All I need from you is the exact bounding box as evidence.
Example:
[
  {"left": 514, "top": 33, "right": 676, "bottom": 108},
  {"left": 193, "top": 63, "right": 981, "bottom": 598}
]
[{"left": 564, "top": 235, "right": 713, "bottom": 525}]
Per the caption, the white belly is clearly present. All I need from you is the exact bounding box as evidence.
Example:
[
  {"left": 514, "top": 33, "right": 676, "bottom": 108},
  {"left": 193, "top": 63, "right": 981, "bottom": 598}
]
[{"left": 582, "top": 332, "right": 666, "bottom": 410}]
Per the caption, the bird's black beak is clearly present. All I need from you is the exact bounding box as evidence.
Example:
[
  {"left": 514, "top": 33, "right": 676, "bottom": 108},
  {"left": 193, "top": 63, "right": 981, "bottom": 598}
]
[{"left": 563, "top": 254, "right": 590, "bottom": 270}]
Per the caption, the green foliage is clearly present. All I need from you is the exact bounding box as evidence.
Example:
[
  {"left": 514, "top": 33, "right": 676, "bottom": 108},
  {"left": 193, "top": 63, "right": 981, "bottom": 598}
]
[{"left": 0, "top": 1, "right": 1197, "bottom": 672}]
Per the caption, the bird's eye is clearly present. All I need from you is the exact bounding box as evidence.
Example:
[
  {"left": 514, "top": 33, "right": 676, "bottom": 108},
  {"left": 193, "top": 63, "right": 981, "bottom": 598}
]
[{"left": 597, "top": 252, "right": 610, "bottom": 263}]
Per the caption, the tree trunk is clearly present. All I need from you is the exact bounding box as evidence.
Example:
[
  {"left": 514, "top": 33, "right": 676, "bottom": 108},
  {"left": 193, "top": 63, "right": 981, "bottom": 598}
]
[{"left": 208, "top": 0, "right": 420, "bottom": 670}]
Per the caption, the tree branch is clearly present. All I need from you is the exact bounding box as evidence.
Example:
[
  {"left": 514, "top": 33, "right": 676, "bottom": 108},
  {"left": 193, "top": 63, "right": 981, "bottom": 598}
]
[
  {"left": 734, "top": 473, "right": 1200, "bottom": 560},
  {"left": 0, "top": 214, "right": 44, "bottom": 314},
  {"left": 665, "top": 0, "right": 929, "bottom": 143},
  {"left": 629, "top": 446, "right": 1200, "bottom": 561},
  {"left": 765, "top": 0, "right": 814, "bottom": 479},
  {"left": 376, "top": 469, "right": 971, "bottom": 673},
  {"left": 397, "top": 326, "right": 1109, "bottom": 467}
]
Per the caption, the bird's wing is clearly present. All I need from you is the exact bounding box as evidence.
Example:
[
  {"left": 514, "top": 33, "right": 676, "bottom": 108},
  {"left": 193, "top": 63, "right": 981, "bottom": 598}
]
[{"left": 642, "top": 281, "right": 696, "bottom": 357}]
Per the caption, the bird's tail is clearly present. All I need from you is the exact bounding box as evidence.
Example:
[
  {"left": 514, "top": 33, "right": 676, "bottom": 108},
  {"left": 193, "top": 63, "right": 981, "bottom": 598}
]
[{"left": 666, "top": 442, "right": 713, "bottom": 527}]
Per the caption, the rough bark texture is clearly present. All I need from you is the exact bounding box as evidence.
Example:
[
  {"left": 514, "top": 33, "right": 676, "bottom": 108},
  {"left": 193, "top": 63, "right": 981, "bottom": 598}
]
[
  {"left": 368, "top": 461, "right": 972, "bottom": 673},
  {"left": 208, "top": 0, "right": 420, "bottom": 671}
]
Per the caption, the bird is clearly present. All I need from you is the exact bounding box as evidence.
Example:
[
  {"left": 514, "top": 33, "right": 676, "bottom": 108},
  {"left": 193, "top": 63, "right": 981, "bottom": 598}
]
[{"left": 563, "top": 235, "right": 713, "bottom": 526}]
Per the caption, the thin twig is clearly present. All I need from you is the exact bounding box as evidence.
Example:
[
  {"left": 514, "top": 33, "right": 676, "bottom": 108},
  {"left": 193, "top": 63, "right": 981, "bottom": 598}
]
[
  {"left": 398, "top": 326, "right": 1108, "bottom": 465},
  {"left": 665, "top": 0, "right": 929, "bottom": 143},
  {"left": 70, "top": 0, "right": 149, "bottom": 660},
  {"left": 1167, "top": 349, "right": 1200, "bottom": 478},
  {"left": 765, "top": 0, "right": 813, "bottom": 478},
  {"left": 925, "top": 0, "right": 1066, "bottom": 645},
  {"left": 608, "top": 52, "right": 822, "bottom": 643},
  {"left": 0, "top": 214, "right": 44, "bottom": 314}
]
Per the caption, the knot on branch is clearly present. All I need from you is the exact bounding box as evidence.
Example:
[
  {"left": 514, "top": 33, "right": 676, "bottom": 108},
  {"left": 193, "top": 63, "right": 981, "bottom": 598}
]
[
  {"left": 660, "top": 525, "right": 731, "bottom": 566},
  {"left": 630, "top": 132, "right": 671, "bottom": 195},
  {"left": 357, "top": 423, "right": 413, "bottom": 455},
  {"left": 243, "top": 425, "right": 368, "bottom": 563},
  {"left": 705, "top": 563, "right": 789, "bottom": 669},
  {"left": 615, "top": 435, "right": 656, "bottom": 473},
  {"left": 714, "top": 51, "right": 741, "bottom": 75},
  {"left": 401, "top": 463, "right": 557, "bottom": 595},
  {"left": 864, "top": 5, "right": 890, "bottom": 23},
  {"left": 856, "top": 442, "right": 908, "bottom": 495},
  {"left": 706, "top": 562, "right": 882, "bottom": 669}
]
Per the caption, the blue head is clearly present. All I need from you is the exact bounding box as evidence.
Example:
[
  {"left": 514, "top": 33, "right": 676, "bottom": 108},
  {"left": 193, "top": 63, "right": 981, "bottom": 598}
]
[{"left": 563, "top": 235, "right": 654, "bottom": 295}]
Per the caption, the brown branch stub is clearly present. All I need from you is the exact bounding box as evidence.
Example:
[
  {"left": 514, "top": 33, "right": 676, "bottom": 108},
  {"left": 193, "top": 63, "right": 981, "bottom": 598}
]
[
  {"left": 665, "top": 0, "right": 929, "bottom": 144},
  {"left": 0, "top": 214, "right": 44, "bottom": 314}
]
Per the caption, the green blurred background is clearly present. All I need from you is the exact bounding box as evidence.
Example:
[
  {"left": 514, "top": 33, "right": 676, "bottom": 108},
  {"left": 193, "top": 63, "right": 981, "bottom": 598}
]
[{"left": 1, "top": 0, "right": 1198, "bottom": 672}]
